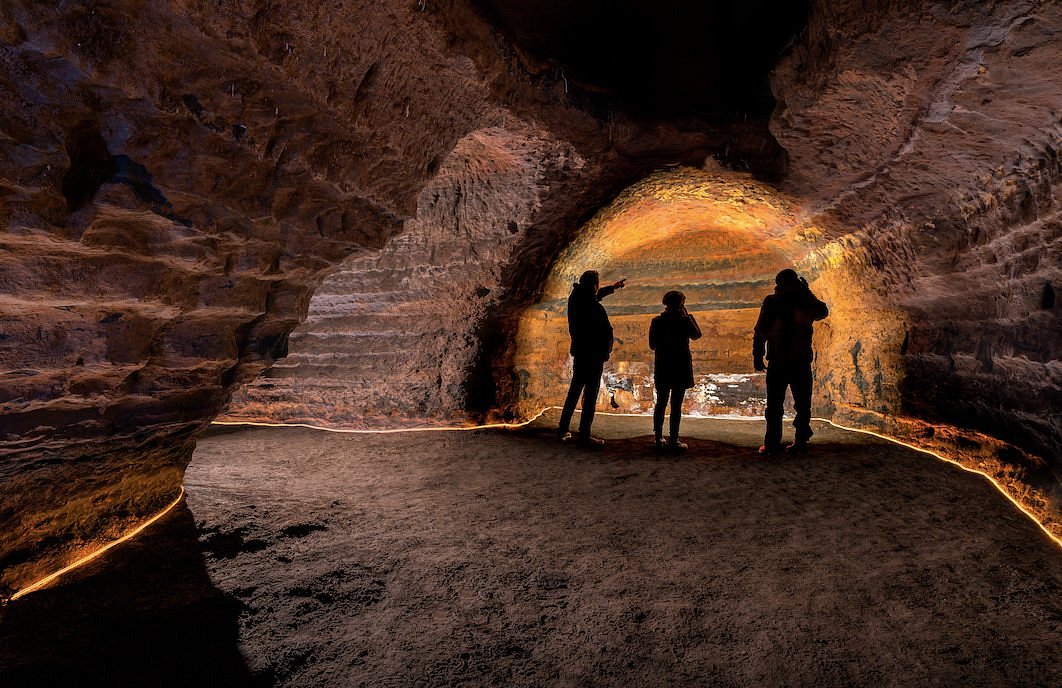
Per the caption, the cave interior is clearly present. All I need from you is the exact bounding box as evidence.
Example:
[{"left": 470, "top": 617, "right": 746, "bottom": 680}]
[{"left": 0, "top": 0, "right": 1060, "bottom": 683}]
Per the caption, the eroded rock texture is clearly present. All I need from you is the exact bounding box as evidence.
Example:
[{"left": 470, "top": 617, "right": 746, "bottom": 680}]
[
  {"left": 231, "top": 1, "right": 1061, "bottom": 524},
  {"left": 224, "top": 125, "right": 587, "bottom": 427},
  {"left": 1, "top": 0, "right": 1060, "bottom": 596},
  {"left": 0, "top": 0, "right": 727, "bottom": 596},
  {"left": 770, "top": 0, "right": 1062, "bottom": 504}
]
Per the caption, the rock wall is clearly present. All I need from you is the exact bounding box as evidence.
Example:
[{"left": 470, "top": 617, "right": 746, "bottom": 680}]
[
  {"left": 1, "top": 0, "right": 1060, "bottom": 596},
  {"left": 223, "top": 125, "right": 588, "bottom": 426},
  {"left": 0, "top": 0, "right": 721, "bottom": 596},
  {"left": 770, "top": 0, "right": 1061, "bottom": 489}
]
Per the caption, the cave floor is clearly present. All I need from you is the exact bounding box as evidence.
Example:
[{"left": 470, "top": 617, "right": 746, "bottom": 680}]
[{"left": 4, "top": 411, "right": 1061, "bottom": 687}]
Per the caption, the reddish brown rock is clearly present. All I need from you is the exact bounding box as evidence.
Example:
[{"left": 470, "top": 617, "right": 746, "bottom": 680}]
[
  {"left": 0, "top": 0, "right": 718, "bottom": 596},
  {"left": 1, "top": 0, "right": 1060, "bottom": 597}
]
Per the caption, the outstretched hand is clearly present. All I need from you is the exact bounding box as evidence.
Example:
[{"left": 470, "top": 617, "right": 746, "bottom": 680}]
[{"left": 611, "top": 278, "right": 627, "bottom": 290}]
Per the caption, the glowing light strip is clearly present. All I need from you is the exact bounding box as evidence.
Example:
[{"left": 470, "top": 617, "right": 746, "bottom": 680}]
[
  {"left": 8, "top": 486, "right": 186, "bottom": 602},
  {"left": 812, "top": 418, "right": 1062, "bottom": 549},
  {"left": 214, "top": 408, "right": 1059, "bottom": 547},
  {"left": 8, "top": 407, "right": 1055, "bottom": 603},
  {"left": 210, "top": 407, "right": 551, "bottom": 434}
]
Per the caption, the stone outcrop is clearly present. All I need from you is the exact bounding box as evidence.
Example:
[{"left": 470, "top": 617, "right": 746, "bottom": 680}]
[
  {"left": 1, "top": 0, "right": 1060, "bottom": 596},
  {"left": 0, "top": 0, "right": 726, "bottom": 596}
]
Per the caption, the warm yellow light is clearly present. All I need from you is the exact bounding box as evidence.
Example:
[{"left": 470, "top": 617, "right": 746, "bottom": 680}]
[
  {"left": 209, "top": 407, "right": 551, "bottom": 434},
  {"left": 7, "top": 486, "right": 186, "bottom": 603},
  {"left": 815, "top": 417, "right": 1062, "bottom": 549}
]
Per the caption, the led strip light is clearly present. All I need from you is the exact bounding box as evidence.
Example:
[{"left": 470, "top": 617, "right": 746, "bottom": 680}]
[
  {"left": 8, "top": 487, "right": 186, "bottom": 602},
  {"left": 8, "top": 407, "right": 1058, "bottom": 602},
  {"left": 216, "top": 407, "right": 1060, "bottom": 548}
]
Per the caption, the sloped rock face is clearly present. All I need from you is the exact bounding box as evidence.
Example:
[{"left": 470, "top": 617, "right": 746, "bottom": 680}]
[
  {"left": 224, "top": 125, "right": 588, "bottom": 426},
  {"left": 770, "top": 0, "right": 1061, "bottom": 477}
]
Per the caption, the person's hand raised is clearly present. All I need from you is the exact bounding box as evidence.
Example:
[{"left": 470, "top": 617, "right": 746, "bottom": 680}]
[{"left": 611, "top": 278, "right": 627, "bottom": 290}]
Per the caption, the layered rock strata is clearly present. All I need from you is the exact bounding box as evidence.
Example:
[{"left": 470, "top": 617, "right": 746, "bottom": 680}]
[{"left": 769, "top": 0, "right": 1062, "bottom": 507}]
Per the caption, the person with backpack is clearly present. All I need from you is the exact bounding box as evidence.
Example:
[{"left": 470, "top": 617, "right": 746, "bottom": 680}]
[{"left": 752, "top": 269, "right": 829, "bottom": 454}]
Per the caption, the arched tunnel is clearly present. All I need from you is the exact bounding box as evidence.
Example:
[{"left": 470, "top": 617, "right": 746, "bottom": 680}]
[{"left": 1, "top": 0, "right": 1060, "bottom": 684}]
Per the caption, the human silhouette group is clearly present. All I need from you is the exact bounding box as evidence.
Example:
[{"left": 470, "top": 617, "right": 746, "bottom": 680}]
[{"left": 557, "top": 269, "right": 829, "bottom": 453}]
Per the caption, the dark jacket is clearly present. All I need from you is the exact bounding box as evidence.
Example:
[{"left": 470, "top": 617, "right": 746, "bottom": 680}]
[
  {"left": 649, "top": 309, "right": 702, "bottom": 388},
  {"left": 567, "top": 283, "right": 616, "bottom": 361},
  {"left": 752, "top": 285, "right": 829, "bottom": 365}
]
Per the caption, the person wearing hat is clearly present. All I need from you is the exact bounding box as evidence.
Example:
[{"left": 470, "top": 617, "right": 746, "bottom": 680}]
[{"left": 649, "top": 290, "right": 702, "bottom": 451}]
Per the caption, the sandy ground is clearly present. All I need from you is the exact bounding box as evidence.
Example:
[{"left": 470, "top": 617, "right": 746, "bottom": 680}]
[
  {"left": 2, "top": 411, "right": 1059, "bottom": 687},
  {"left": 183, "top": 411, "right": 1061, "bottom": 687}
]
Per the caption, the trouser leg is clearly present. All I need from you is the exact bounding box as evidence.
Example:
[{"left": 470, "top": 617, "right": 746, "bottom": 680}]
[
  {"left": 669, "top": 386, "right": 685, "bottom": 440},
  {"left": 558, "top": 365, "right": 584, "bottom": 434},
  {"left": 577, "top": 360, "right": 604, "bottom": 438},
  {"left": 764, "top": 364, "right": 788, "bottom": 450},
  {"left": 791, "top": 363, "right": 814, "bottom": 443},
  {"left": 653, "top": 382, "right": 668, "bottom": 439}
]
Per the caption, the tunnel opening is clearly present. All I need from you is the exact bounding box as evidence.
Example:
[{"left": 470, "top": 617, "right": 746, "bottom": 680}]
[{"left": 509, "top": 166, "right": 865, "bottom": 421}]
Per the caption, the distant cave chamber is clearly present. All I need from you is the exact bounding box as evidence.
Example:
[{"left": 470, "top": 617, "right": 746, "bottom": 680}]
[{"left": 226, "top": 167, "right": 895, "bottom": 427}]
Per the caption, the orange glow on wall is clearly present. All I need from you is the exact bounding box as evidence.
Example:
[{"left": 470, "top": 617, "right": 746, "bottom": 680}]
[{"left": 512, "top": 166, "right": 857, "bottom": 418}]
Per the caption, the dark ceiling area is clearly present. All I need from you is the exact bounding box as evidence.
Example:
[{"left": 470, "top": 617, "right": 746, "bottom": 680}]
[{"left": 476, "top": 0, "right": 809, "bottom": 117}]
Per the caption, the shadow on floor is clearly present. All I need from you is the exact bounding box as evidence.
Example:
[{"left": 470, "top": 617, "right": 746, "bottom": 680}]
[{"left": 0, "top": 503, "right": 269, "bottom": 687}]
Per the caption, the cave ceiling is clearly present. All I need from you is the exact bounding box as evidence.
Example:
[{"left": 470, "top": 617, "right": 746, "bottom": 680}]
[{"left": 478, "top": 0, "right": 810, "bottom": 116}]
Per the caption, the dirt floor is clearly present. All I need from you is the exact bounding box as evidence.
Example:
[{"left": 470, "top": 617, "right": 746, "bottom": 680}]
[{"left": 3, "top": 411, "right": 1061, "bottom": 687}]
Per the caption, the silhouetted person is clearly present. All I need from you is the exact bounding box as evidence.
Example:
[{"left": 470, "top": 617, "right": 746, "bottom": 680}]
[
  {"left": 649, "top": 290, "right": 702, "bottom": 451},
  {"left": 753, "top": 269, "right": 829, "bottom": 454},
  {"left": 558, "top": 270, "right": 626, "bottom": 447}
]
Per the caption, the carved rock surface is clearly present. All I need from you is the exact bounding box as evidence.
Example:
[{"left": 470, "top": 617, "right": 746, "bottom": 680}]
[
  {"left": 224, "top": 125, "right": 586, "bottom": 426},
  {"left": 771, "top": 0, "right": 1062, "bottom": 467},
  {"left": 0, "top": 0, "right": 723, "bottom": 595},
  {"left": 1, "top": 0, "right": 1060, "bottom": 596}
]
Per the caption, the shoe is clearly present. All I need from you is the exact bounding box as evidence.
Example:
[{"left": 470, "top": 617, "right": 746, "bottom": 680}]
[
  {"left": 654, "top": 438, "right": 667, "bottom": 451},
  {"left": 577, "top": 435, "right": 605, "bottom": 448},
  {"left": 668, "top": 439, "right": 688, "bottom": 451},
  {"left": 786, "top": 442, "right": 809, "bottom": 454},
  {"left": 758, "top": 445, "right": 783, "bottom": 455},
  {"left": 557, "top": 431, "right": 573, "bottom": 442}
]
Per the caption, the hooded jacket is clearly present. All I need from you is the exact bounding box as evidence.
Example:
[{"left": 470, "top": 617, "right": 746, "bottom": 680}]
[{"left": 567, "top": 282, "right": 616, "bottom": 361}]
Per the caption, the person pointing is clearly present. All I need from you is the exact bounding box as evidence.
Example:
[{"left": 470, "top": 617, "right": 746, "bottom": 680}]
[{"left": 557, "top": 270, "right": 626, "bottom": 447}]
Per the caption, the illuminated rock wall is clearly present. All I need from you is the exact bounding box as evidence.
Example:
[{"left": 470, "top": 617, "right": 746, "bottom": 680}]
[
  {"left": 223, "top": 126, "right": 587, "bottom": 427},
  {"left": 771, "top": 0, "right": 1062, "bottom": 467},
  {"left": 0, "top": 0, "right": 720, "bottom": 596},
  {"left": 511, "top": 167, "right": 819, "bottom": 418},
  {"left": 1, "top": 0, "right": 1060, "bottom": 595}
]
